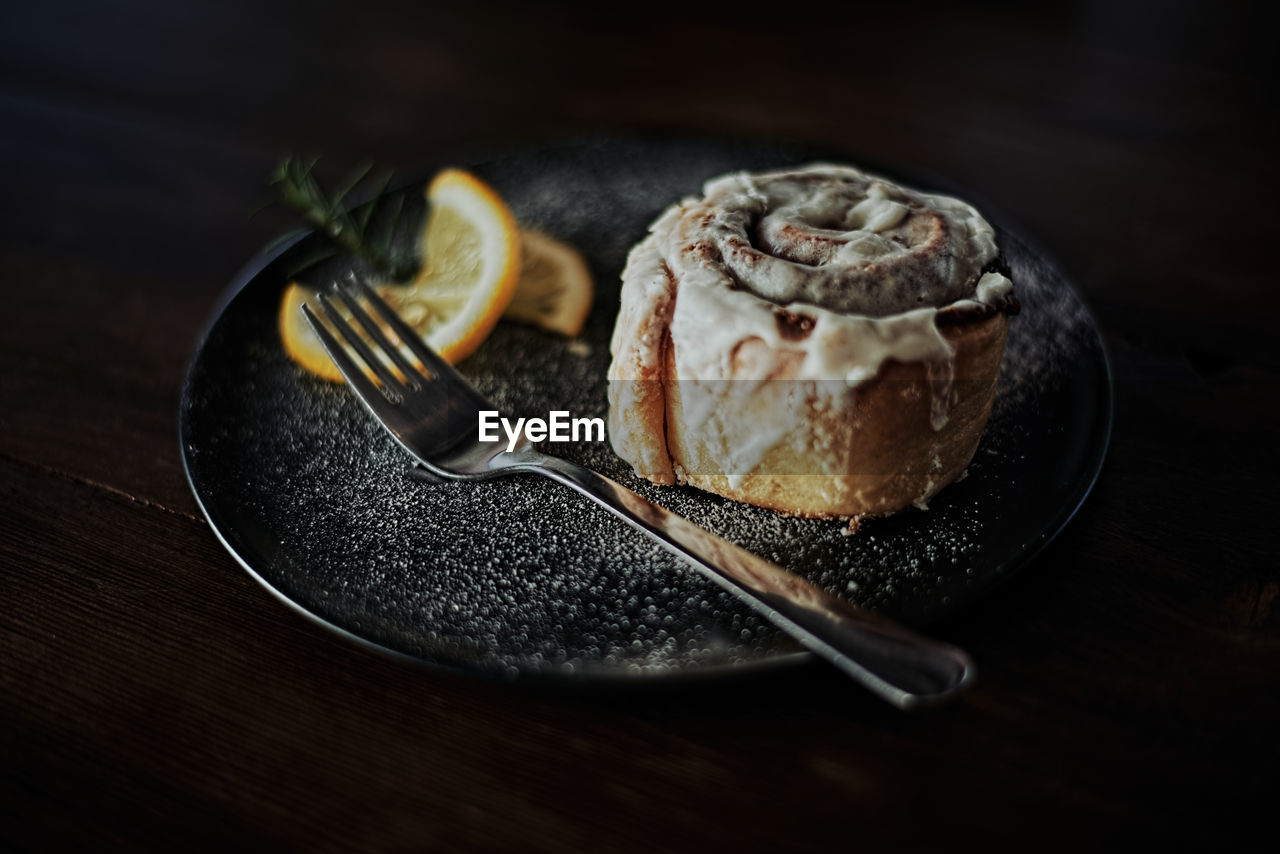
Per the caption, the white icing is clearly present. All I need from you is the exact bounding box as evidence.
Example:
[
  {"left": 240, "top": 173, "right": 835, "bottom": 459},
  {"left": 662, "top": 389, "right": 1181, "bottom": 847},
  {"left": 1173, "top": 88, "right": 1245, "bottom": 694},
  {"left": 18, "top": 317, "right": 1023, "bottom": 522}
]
[{"left": 652, "top": 165, "right": 1012, "bottom": 397}]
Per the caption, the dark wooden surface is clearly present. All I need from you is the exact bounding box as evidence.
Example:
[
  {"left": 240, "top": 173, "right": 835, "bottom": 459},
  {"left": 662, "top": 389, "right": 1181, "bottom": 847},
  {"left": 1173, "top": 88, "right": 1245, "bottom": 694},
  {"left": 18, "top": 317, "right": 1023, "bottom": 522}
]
[{"left": 3, "top": 1, "right": 1277, "bottom": 850}]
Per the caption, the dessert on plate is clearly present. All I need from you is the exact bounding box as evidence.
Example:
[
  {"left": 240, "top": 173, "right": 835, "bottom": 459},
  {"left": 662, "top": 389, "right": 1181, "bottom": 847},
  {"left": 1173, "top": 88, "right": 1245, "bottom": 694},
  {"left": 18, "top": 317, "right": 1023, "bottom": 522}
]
[{"left": 607, "top": 163, "right": 1018, "bottom": 519}]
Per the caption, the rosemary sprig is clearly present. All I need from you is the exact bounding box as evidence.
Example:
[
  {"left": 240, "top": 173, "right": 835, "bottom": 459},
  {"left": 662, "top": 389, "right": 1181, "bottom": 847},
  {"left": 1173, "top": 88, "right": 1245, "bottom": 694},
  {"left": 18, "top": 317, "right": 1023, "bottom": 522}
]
[{"left": 266, "top": 156, "right": 417, "bottom": 281}]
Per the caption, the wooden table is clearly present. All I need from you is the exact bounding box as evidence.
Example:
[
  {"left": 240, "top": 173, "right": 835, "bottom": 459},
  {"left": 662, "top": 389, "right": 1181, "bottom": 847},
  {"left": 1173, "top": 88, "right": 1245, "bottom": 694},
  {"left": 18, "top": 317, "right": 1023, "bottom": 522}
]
[{"left": 3, "top": 1, "right": 1276, "bottom": 849}]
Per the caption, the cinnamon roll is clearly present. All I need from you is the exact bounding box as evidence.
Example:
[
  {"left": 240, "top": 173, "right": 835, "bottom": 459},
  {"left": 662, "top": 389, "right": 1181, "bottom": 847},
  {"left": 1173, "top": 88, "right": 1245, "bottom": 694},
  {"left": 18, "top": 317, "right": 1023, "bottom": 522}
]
[{"left": 607, "top": 163, "right": 1018, "bottom": 519}]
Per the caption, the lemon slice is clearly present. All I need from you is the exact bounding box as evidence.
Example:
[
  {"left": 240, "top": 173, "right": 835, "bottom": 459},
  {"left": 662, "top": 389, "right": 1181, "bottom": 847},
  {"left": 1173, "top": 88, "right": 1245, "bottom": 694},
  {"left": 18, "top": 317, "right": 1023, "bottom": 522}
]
[
  {"left": 504, "top": 229, "right": 593, "bottom": 336},
  {"left": 380, "top": 168, "right": 521, "bottom": 363},
  {"left": 280, "top": 168, "right": 521, "bottom": 379}
]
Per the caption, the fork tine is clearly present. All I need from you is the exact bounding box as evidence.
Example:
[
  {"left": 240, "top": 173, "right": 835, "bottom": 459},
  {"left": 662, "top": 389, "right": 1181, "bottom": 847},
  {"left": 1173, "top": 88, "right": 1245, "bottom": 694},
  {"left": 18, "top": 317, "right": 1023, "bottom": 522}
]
[
  {"left": 351, "top": 278, "right": 464, "bottom": 382},
  {"left": 331, "top": 283, "right": 426, "bottom": 391},
  {"left": 301, "top": 301, "right": 401, "bottom": 405},
  {"left": 313, "top": 292, "right": 408, "bottom": 398}
]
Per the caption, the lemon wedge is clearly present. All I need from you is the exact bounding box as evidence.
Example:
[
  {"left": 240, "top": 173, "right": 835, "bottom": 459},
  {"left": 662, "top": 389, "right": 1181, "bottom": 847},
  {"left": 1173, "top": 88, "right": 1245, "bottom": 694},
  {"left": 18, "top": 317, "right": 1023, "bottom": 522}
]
[
  {"left": 280, "top": 168, "right": 522, "bottom": 379},
  {"left": 504, "top": 229, "right": 593, "bottom": 337}
]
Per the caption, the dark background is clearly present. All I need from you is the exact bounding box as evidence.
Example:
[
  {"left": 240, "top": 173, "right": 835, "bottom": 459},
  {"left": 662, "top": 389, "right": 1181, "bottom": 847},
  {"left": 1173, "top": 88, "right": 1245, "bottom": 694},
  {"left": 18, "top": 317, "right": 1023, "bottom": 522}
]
[{"left": 2, "top": 1, "right": 1276, "bottom": 850}]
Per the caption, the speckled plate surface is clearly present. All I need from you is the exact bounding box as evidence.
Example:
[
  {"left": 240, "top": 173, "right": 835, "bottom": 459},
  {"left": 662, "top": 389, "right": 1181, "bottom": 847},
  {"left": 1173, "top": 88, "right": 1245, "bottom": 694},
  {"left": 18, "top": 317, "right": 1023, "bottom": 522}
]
[{"left": 180, "top": 137, "right": 1112, "bottom": 682}]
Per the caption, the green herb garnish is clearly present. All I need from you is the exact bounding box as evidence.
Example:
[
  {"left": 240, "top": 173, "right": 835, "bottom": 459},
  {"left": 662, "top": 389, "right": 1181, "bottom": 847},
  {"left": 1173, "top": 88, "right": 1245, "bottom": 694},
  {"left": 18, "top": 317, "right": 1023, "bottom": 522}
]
[{"left": 265, "top": 156, "right": 417, "bottom": 281}]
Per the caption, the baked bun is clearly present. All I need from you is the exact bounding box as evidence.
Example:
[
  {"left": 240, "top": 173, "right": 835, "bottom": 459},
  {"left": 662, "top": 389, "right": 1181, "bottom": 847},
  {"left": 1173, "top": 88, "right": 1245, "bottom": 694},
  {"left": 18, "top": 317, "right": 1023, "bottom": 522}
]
[{"left": 607, "top": 164, "right": 1018, "bottom": 519}]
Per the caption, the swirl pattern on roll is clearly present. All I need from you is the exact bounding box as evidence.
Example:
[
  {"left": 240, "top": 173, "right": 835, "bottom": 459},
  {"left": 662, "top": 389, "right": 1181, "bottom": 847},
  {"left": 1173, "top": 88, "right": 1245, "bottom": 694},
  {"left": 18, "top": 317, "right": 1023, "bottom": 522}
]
[{"left": 667, "top": 165, "right": 1002, "bottom": 317}]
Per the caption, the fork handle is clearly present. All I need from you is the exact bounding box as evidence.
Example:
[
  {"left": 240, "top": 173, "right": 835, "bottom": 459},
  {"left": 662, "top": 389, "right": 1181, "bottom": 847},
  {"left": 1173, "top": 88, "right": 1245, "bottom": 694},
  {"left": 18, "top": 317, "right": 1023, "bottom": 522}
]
[{"left": 524, "top": 455, "right": 975, "bottom": 709}]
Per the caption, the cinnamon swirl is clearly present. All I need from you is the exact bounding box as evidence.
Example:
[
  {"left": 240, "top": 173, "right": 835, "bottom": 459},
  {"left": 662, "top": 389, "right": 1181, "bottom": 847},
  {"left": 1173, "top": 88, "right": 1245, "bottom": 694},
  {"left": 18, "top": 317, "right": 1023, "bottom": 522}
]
[{"left": 607, "top": 164, "right": 1018, "bottom": 519}]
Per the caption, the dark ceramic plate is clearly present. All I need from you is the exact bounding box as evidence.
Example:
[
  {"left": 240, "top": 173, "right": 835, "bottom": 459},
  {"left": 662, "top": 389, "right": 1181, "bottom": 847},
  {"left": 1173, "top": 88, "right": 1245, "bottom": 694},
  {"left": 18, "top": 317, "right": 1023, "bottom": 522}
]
[{"left": 180, "top": 137, "right": 1112, "bottom": 682}]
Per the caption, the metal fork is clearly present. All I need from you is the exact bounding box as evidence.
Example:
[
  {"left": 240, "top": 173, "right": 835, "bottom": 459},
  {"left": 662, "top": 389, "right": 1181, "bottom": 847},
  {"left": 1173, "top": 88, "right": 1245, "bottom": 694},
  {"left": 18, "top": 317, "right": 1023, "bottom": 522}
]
[{"left": 302, "top": 278, "right": 974, "bottom": 709}]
